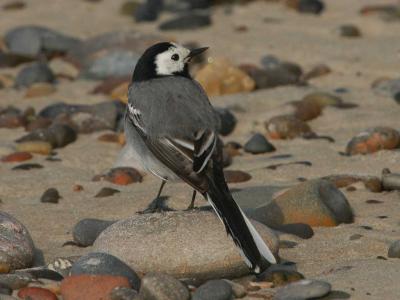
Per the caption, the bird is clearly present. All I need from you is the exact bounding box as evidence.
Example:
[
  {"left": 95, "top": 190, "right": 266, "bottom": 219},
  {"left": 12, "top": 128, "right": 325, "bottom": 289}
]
[{"left": 124, "top": 42, "right": 277, "bottom": 274}]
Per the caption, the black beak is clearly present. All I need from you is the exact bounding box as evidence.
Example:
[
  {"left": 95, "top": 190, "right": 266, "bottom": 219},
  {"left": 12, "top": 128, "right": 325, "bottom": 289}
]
[{"left": 187, "top": 47, "right": 209, "bottom": 61}]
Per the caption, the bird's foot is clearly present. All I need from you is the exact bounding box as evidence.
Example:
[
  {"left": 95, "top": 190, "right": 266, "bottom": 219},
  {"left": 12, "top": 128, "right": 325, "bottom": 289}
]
[{"left": 137, "top": 196, "right": 174, "bottom": 214}]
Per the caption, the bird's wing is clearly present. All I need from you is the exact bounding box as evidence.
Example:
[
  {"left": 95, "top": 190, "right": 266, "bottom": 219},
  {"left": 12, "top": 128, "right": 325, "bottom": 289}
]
[{"left": 126, "top": 77, "right": 220, "bottom": 192}]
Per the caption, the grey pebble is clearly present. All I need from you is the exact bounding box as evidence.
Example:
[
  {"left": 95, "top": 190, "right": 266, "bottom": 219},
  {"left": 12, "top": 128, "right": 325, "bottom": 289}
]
[
  {"left": 215, "top": 107, "right": 237, "bottom": 136},
  {"left": 159, "top": 13, "right": 211, "bottom": 30},
  {"left": 274, "top": 279, "right": 331, "bottom": 300},
  {"left": 15, "top": 62, "right": 55, "bottom": 88},
  {"left": 72, "top": 218, "right": 116, "bottom": 247},
  {"left": 244, "top": 133, "right": 276, "bottom": 154},
  {"left": 139, "top": 273, "right": 190, "bottom": 300},
  {"left": 70, "top": 252, "right": 140, "bottom": 290},
  {"left": 192, "top": 279, "right": 233, "bottom": 300},
  {"left": 95, "top": 187, "right": 120, "bottom": 198},
  {"left": 0, "top": 273, "right": 33, "bottom": 290}
]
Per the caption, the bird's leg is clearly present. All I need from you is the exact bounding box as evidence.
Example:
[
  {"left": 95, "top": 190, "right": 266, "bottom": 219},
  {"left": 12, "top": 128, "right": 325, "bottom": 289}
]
[
  {"left": 186, "top": 190, "right": 197, "bottom": 210},
  {"left": 137, "top": 181, "right": 174, "bottom": 214}
]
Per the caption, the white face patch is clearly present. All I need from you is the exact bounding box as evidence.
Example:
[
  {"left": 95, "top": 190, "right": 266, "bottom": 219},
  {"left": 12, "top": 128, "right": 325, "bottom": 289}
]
[{"left": 154, "top": 43, "right": 191, "bottom": 76}]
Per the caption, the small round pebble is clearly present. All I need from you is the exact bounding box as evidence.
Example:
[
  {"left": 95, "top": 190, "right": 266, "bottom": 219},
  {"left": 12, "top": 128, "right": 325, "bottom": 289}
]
[
  {"left": 388, "top": 240, "right": 400, "bottom": 258},
  {"left": 274, "top": 279, "right": 331, "bottom": 300},
  {"left": 193, "top": 279, "right": 233, "bottom": 300},
  {"left": 40, "top": 188, "right": 61, "bottom": 203},
  {"left": 72, "top": 218, "right": 116, "bottom": 247},
  {"left": 339, "top": 24, "right": 362, "bottom": 38},
  {"left": 95, "top": 187, "right": 120, "bottom": 198},
  {"left": 215, "top": 107, "right": 237, "bottom": 136},
  {"left": 244, "top": 133, "right": 276, "bottom": 154}
]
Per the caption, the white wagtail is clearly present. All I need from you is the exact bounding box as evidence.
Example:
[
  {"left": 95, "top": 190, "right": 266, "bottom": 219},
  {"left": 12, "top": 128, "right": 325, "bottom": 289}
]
[{"left": 125, "top": 42, "right": 276, "bottom": 273}]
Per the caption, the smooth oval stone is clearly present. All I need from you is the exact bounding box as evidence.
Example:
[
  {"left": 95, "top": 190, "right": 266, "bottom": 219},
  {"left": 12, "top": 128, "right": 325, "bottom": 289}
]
[
  {"left": 139, "top": 273, "right": 190, "bottom": 300},
  {"left": 260, "top": 269, "right": 304, "bottom": 287},
  {"left": 15, "top": 62, "right": 55, "bottom": 88},
  {"left": 81, "top": 50, "right": 140, "bottom": 80},
  {"left": 382, "top": 170, "right": 400, "bottom": 191},
  {"left": 70, "top": 252, "right": 140, "bottom": 290},
  {"left": 40, "top": 188, "right": 61, "bottom": 203},
  {"left": 296, "top": 0, "right": 324, "bottom": 14},
  {"left": 94, "top": 211, "right": 279, "bottom": 283},
  {"left": 193, "top": 279, "right": 233, "bottom": 300},
  {"left": 215, "top": 107, "right": 237, "bottom": 136},
  {"left": 5, "top": 25, "right": 80, "bottom": 57},
  {"left": 244, "top": 133, "right": 276, "bottom": 154},
  {"left": 274, "top": 279, "right": 331, "bottom": 300},
  {"left": 159, "top": 13, "right": 211, "bottom": 30},
  {"left": 0, "top": 212, "right": 35, "bottom": 270},
  {"left": 248, "top": 179, "right": 353, "bottom": 228},
  {"left": 38, "top": 102, "right": 87, "bottom": 119},
  {"left": 388, "top": 240, "right": 400, "bottom": 258},
  {"left": 73, "top": 219, "right": 116, "bottom": 247}
]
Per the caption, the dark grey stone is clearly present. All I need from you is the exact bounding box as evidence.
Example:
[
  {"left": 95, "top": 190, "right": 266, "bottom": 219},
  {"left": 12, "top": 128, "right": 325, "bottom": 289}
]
[
  {"left": 298, "top": 0, "right": 325, "bottom": 15},
  {"left": 274, "top": 279, "right": 331, "bottom": 300},
  {"left": 72, "top": 218, "right": 116, "bottom": 247},
  {"left": 70, "top": 252, "right": 140, "bottom": 290},
  {"left": 15, "top": 62, "right": 55, "bottom": 88},
  {"left": 388, "top": 240, "right": 400, "bottom": 258},
  {"left": 40, "top": 188, "right": 61, "bottom": 203},
  {"left": 134, "top": 0, "right": 163, "bottom": 22},
  {"left": 139, "top": 273, "right": 190, "bottom": 300},
  {"left": 192, "top": 279, "right": 233, "bottom": 300},
  {"left": 215, "top": 107, "right": 236, "bottom": 136},
  {"left": 244, "top": 133, "right": 276, "bottom": 154},
  {"left": 159, "top": 13, "right": 211, "bottom": 30}
]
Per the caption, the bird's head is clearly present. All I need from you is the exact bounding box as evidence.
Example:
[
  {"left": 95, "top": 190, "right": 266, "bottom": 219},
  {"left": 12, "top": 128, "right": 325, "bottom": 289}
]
[{"left": 132, "top": 42, "right": 208, "bottom": 82}]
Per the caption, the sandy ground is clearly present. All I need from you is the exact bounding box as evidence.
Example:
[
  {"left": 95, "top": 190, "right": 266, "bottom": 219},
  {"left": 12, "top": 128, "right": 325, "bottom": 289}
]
[{"left": 1, "top": 0, "right": 400, "bottom": 299}]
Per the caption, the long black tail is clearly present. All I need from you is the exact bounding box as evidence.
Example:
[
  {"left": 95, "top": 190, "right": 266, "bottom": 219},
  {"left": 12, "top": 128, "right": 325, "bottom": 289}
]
[{"left": 204, "top": 162, "right": 277, "bottom": 274}]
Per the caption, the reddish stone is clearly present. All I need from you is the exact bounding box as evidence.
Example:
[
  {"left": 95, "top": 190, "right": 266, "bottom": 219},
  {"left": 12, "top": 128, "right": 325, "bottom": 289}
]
[
  {"left": 73, "top": 184, "right": 84, "bottom": 192},
  {"left": 1, "top": 152, "right": 32, "bottom": 163},
  {"left": 346, "top": 127, "right": 400, "bottom": 155},
  {"left": 61, "top": 274, "right": 130, "bottom": 300},
  {"left": 18, "top": 287, "right": 58, "bottom": 300},
  {"left": 92, "top": 167, "right": 143, "bottom": 185},
  {"left": 224, "top": 170, "right": 252, "bottom": 183}
]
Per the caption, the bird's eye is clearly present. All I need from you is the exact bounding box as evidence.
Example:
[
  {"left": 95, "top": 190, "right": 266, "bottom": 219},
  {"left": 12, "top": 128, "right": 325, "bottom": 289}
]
[{"left": 171, "top": 54, "right": 179, "bottom": 61}]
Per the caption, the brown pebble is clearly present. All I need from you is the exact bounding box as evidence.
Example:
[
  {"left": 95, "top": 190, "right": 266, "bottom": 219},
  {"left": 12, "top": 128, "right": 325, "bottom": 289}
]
[
  {"left": 293, "top": 98, "right": 323, "bottom": 121},
  {"left": 41, "top": 188, "right": 61, "bottom": 203},
  {"left": 25, "top": 82, "right": 56, "bottom": 98},
  {"left": 0, "top": 262, "right": 10, "bottom": 273},
  {"left": 301, "top": 64, "right": 331, "bottom": 81},
  {"left": 73, "top": 184, "right": 84, "bottom": 192},
  {"left": 1, "top": 152, "right": 32, "bottom": 163},
  {"left": 61, "top": 274, "right": 130, "bottom": 300},
  {"left": 2, "top": 1, "right": 26, "bottom": 10},
  {"left": 25, "top": 117, "right": 52, "bottom": 132},
  {"left": 224, "top": 170, "right": 252, "bottom": 183},
  {"left": 98, "top": 133, "right": 120, "bottom": 143},
  {"left": 265, "top": 115, "right": 313, "bottom": 139},
  {"left": 346, "top": 186, "right": 357, "bottom": 192}
]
